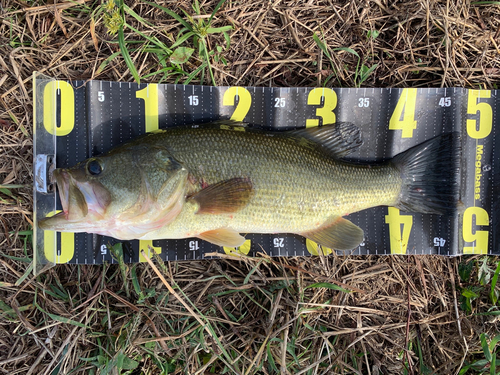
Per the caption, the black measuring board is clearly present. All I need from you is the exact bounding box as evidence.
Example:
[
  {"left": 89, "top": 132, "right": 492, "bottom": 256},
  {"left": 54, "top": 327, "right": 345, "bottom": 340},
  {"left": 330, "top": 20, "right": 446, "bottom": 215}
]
[{"left": 32, "top": 75, "right": 500, "bottom": 270}]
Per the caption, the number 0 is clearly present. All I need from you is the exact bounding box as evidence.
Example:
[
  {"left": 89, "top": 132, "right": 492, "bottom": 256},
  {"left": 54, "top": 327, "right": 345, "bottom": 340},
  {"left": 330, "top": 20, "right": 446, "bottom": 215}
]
[{"left": 43, "top": 80, "right": 75, "bottom": 136}]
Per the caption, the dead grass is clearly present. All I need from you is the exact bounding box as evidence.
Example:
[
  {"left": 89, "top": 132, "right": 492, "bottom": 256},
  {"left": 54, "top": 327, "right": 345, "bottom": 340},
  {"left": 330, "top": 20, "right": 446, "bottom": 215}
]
[{"left": 1, "top": 0, "right": 500, "bottom": 374}]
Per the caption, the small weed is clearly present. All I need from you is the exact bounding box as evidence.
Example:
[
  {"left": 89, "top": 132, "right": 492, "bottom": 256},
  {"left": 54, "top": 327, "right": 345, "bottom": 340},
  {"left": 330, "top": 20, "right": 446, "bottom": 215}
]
[
  {"left": 459, "top": 333, "right": 500, "bottom": 374},
  {"left": 367, "top": 30, "right": 380, "bottom": 39},
  {"left": 96, "top": 0, "right": 232, "bottom": 84},
  {"left": 313, "top": 31, "right": 377, "bottom": 87},
  {"left": 145, "top": 0, "right": 232, "bottom": 85}
]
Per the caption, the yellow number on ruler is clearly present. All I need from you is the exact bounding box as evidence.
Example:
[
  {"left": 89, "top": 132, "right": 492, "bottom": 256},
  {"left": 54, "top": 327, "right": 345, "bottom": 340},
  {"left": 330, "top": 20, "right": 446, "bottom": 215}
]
[
  {"left": 467, "top": 90, "right": 492, "bottom": 139},
  {"left": 43, "top": 81, "right": 75, "bottom": 136},
  {"left": 222, "top": 87, "right": 252, "bottom": 121},
  {"left": 306, "top": 88, "right": 337, "bottom": 127},
  {"left": 44, "top": 211, "right": 74, "bottom": 263},
  {"left": 463, "top": 207, "right": 489, "bottom": 254},
  {"left": 223, "top": 239, "right": 251, "bottom": 255},
  {"left": 136, "top": 84, "right": 159, "bottom": 133},
  {"left": 385, "top": 207, "right": 413, "bottom": 254},
  {"left": 136, "top": 84, "right": 162, "bottom": 259},
  {"left": 305, "top": 239, "right": 333, "bottom": 255},
  {"left": 389, "top": 88, "right": 417, "bottom": 138}
]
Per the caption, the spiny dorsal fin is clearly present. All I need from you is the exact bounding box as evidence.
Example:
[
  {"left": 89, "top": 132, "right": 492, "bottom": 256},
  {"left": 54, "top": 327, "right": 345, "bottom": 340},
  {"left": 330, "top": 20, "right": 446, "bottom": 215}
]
[
  {"left": 188, "top": 177, "right": 254, "bottom": 214},
  {"left": 198, "top": 228, "right": 246, "bottom": 247},
  {"left": 302, "top": 216, "right": 364, "bottom": 251},
  {"left": 289, "top": 122, "right": 363, "bottom": 158}
]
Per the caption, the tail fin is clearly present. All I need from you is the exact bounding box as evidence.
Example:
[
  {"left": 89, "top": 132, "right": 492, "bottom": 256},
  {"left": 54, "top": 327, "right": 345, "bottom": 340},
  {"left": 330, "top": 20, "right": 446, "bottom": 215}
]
[{"left": 393, "top": 132, "right": 460, "bottom": 215}]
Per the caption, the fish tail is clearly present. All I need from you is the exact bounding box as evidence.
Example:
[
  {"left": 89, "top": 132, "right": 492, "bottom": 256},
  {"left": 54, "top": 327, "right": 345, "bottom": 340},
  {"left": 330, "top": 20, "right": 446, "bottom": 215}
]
[{"left": 392, "top": 132, "right": 460, "bottom": 215}]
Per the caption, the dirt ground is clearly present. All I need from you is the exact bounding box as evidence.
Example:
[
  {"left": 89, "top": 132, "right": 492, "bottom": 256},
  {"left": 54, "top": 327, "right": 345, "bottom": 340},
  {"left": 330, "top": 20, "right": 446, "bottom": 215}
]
[{"left": 1, "top": 0, "right": 500, "bottom": 374}]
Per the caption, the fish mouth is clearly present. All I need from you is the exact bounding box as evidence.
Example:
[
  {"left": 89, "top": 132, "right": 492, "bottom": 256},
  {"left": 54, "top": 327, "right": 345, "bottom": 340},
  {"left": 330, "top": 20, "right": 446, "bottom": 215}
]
[
  {"left": 53, "top": 169, "right": 71, "bottom": 217},
  {"left": 39, "top": 168, "right": 108, "bottom": 231}
]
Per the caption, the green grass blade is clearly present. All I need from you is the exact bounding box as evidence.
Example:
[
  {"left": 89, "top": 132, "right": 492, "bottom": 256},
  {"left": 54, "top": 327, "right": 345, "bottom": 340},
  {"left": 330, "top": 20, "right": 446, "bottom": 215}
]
[
  {"left": 208, "top": 0, "right": 228, "bottom": 24},
  {"left": 96, "top": 51, "right": 121, "bottom": 76},
  {"left": 183, "top": 61, "right": 207, "bottom": 84},
  {"left": 171, "top": 31, "right": 195, "bottom": 49},
  {"left": 200, "top": 40, "right": 216, "bottom": 85},
  {"left": 35, "top": 301, "right": 87, "bottom": 328},
  {"left": 358, "top": 64, "right": 378, "bottom": 85},
  {"left": 206, "top": 26, "right": 233, "bottom": 33},
  {"left": 305, "top": 282, "right": 351, "bottom": 293},
  {"left": 118, "top": 27, "right": 140, "bottom": 83},
  {"left": 0, "top": 184, "right": 26, "bottom": 189},
  {"left": 15, "top": 262, "right": 33, "bottom": 286},
  {"left": 333, "top": 46, "right": 360, "bottom": 58},
  {"left": 490, "top": 334, "right": 500, "bottom": 353},
  {"left": 490, "top": 261, "right": 500, "bottom": 304},
  {"left": 125, "top": 23, "right": 171, "bottom": 54},
  {"left": 123, "top": 4, "right": 154, "bottom": 26},
  {"left": 223, "top": 31, "right": 231, "bottom": 49},
  {"left": 481, "top": 333, "right": 493, "bottom": 362},
  {"left": 312, "top": 33, "right": 332, "bottom": 60},
  {"left": 143, "top": 1, "right": 192, "bottom": 30}
]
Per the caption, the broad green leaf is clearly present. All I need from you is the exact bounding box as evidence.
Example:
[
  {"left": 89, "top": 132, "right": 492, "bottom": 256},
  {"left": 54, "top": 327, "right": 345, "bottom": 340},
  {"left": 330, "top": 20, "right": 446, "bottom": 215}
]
[
  {"left": 462, "top": 288, "right": 479, "bottom": 299},
  {"left": 170, "top": 47, "right": 195, "bottom": 64}
]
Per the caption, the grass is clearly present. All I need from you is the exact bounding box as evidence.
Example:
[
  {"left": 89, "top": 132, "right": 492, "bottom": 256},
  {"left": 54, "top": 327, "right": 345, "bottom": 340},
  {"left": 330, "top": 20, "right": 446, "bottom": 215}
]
[
  {"left": 1, "top": 0, "right": 500, "bottom": 374},
  {"left": 94, "top": 0, "right": 232, "bottom": 85}
]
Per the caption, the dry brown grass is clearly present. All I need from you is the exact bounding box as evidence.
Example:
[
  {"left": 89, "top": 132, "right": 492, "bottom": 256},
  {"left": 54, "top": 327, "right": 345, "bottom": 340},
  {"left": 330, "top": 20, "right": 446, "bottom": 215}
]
[{"left": 1, "top": 0, "right": 500, "bottom": 374}]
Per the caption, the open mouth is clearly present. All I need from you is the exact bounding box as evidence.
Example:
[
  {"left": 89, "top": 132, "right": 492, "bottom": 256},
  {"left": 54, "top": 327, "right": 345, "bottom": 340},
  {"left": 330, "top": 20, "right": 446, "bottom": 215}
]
[
  {"left": 53, "top": 169, "right": 71, "bottom": 218},
  {"left": 38, "top": 169, "right": 90, "bottom": 231}
]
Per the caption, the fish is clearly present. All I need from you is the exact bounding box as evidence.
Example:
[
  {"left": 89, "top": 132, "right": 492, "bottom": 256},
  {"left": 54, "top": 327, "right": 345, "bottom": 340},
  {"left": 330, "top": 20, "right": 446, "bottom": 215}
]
[{"left": 38, "top": 121, "right": 460, "bottom": 250}]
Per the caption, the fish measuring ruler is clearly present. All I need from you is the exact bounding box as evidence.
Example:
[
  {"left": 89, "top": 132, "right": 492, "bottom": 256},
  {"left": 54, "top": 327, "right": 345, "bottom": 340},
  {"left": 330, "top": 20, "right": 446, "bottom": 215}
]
[{"left": 32, "top": 73, "right": 499, "bottom": 273}]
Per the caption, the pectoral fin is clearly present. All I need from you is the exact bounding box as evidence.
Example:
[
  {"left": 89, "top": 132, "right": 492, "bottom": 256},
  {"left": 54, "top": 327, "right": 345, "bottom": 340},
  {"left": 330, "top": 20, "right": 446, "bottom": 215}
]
[
  {"left": 302, "top": 217, "right": 364, "bottom": 251},
  {"left": 198, "top": 228, "right": 246, "bottom": 247},
  {"left": 188, "top": 177, "right": 253, "bottom": 214}
]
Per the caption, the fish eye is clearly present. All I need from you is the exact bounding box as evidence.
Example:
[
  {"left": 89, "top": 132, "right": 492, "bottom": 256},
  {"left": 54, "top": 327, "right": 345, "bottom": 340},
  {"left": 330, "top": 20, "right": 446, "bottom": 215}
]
[{"left": 87, "top": 159, "right": 102, "bottom": 176}]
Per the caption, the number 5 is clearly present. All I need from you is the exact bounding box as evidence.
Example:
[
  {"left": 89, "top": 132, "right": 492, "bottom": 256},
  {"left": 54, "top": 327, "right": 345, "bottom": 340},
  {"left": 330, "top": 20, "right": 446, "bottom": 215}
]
[{"left": 467, "top": 90, "right": 492, "bottom": 139}]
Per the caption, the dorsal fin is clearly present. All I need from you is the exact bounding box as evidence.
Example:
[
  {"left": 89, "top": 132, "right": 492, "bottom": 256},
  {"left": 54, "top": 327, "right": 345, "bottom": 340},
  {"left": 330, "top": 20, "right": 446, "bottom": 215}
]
[{"left": 289, "top": 122, "right": 363, "bottom": 158}]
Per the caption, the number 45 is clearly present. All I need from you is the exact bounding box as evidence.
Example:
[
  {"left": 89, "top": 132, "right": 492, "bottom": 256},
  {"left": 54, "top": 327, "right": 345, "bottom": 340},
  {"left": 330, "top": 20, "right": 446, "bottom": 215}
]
[{"left": 439, "top": 97, "right": 451, "bottom": 107}]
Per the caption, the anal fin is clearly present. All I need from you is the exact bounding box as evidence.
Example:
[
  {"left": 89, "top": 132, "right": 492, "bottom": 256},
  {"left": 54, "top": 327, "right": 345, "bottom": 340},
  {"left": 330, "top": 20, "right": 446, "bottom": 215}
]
[
  {"left": 198, "top": 228, "right": 246, "bottom": 247},
  {"left": 302, "top": 216, "right": 364, "bottom": 251}
]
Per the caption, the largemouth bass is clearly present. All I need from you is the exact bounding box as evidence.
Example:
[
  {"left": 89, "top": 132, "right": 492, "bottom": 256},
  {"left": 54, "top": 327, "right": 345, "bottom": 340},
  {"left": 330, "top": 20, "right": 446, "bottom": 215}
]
[{"left": 39, "top": 122, "right": 460, "bottom": 250}]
